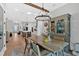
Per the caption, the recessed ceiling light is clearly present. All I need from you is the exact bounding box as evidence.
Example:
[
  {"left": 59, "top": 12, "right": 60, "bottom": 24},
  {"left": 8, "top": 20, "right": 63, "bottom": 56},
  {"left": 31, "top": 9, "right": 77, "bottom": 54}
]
[
  {"left": 15, "top": 8, "right": 19, "bottom": 11},
  {"left": 27, "top": 12, "right": 32, "bottom": 15}
]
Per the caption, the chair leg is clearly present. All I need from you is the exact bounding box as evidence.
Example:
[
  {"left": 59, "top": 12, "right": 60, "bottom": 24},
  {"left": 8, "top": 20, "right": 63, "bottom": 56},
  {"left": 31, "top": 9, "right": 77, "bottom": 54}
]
[
  {"left": 53, "top": 51, "right": 56, "bottom": 56},
  {"left": 59, "top": 49, "right": 64, "bottom": 56},
  {"left": 53, "top": 51, "right": 59, "bottom": 56},
  {"left": 28, "top": 48, "right": 32, "bottom": 56},
  {"left": 29, "top": 49, "right": 32, "bottom": 56},
  {"left": 57, "top": 51, "right": 59, "bottom": 56},
  {"left": 24, "top": 44, "right": 27, "bottom": 55},
  {"left": 47, "top": 53, "right": 53, "bottom": 56},
  {"left": 36, "top": 45, "right": 41, "bottom": 56},
  {"left": 62, "top": 49, "right": 64, "bottom": 56}
]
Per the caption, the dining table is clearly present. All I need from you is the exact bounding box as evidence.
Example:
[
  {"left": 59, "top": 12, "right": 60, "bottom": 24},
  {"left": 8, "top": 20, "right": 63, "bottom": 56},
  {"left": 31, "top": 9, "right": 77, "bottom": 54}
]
[{"left": 30, "top": 34, "right": 68, "bottom": 55}]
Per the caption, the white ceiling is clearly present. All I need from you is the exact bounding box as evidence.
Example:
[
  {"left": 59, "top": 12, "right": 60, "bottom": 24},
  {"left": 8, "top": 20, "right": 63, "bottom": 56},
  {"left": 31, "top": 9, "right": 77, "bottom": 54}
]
[
  {"left": 34, "top": 3, "right": 66, "bottom": 12},
  {"left": 3, "top": 3, "right": 67, "bottom": 23}
]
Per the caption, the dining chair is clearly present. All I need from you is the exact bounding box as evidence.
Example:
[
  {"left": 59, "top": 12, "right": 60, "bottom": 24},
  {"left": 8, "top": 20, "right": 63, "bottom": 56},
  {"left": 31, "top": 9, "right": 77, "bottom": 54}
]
[
  {"left": 24, "top": 32, "right": 31, "bottom": 55},
  {"left": 72, "top": 43, "right": 79, "bottom": 56},
  {"left": 30, "top": 41, "right": 54, "bottom": 56}
]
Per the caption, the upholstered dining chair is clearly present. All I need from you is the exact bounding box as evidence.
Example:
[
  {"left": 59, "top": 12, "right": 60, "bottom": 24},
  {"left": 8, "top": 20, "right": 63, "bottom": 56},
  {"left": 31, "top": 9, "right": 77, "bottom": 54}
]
[{"left": 30, "top": 41, "right": 54, "bottom": 56}]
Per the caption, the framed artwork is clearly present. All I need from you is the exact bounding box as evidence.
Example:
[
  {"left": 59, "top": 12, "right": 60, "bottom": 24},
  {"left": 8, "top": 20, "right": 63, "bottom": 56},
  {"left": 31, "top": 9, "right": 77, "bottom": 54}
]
[
  {"left": 56, "top": 19, "right": 65, "bottom": 34},
  {"left": 51, "top": 21, "right": 55, "bottom": 32},
  {"left": 51, "top": 14, "right": 71, "bottom": 35}
]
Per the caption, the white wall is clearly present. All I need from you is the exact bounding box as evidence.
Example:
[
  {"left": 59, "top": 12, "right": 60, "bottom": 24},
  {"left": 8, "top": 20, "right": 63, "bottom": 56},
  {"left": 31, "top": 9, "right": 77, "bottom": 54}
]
[
  {"left": 6, "top": 19, "right": 14, "bottom": 32},
  {"left": 51, "top": 3, "right": 79, "bottom": 50},
  {"left": 13, "top": 23, "right": 19, "bottom": 32},
  {"left": 19, "top": 22, "right": 36, "bottom": 32}
]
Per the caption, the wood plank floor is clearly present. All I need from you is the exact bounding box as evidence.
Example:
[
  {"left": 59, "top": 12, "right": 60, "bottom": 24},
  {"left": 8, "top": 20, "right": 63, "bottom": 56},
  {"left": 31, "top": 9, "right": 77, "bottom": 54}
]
[
  {"left": 3, "top": 33, "right": 73, "bottom": 56},
  {"left": 4, "top": 33, "right": 26, "bottom": 56}
]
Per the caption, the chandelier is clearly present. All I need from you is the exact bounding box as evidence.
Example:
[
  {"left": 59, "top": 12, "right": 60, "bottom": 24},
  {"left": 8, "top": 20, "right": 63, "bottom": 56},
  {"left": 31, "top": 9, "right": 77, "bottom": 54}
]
[{"left": 35, "top": 3, "right": 51, "bottom": 21}]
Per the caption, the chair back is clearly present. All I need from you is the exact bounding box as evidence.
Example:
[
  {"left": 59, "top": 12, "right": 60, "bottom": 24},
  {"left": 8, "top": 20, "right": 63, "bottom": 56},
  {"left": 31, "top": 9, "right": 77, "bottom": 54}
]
[
  {"left": 27, "top": 32, "right": 31, "bottom": 38},
  {"left": 31, "top": 41, "right": 41, "bottom": 56},
  {"left": 74, "top": 43, "right": 79, "bottom": 52}
]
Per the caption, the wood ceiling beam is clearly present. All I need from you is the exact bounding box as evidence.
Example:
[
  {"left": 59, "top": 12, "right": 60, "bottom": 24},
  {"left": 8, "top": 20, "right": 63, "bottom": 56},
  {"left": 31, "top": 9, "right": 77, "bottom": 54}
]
[{"left": 24, "top": 3, "right": 49, "bottom": 13}]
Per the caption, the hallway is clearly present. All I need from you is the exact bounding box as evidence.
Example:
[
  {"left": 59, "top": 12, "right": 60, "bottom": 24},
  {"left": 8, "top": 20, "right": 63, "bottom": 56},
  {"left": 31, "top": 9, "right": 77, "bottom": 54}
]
[{"left": 4, "top": 33, "right": 25, "bottom": 56}]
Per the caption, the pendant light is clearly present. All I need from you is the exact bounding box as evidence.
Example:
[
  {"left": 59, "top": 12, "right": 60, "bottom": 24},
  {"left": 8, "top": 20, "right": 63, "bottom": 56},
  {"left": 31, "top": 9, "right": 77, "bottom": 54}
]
[{"left": 35, "top": 3, "right": 51, "bottom": 21}]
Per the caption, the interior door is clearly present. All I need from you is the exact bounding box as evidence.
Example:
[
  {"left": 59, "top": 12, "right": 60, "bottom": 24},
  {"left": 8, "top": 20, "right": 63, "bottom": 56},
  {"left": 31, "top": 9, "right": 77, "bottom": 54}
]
[{"left": 0, "top": 5, "right": 3, "bottom": 52}]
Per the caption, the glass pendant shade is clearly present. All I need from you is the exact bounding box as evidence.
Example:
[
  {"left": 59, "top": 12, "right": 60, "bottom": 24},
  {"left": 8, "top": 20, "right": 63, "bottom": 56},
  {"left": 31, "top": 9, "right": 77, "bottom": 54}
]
[{"left": 35, "top": 14, "right": 51, "bottom": 21}]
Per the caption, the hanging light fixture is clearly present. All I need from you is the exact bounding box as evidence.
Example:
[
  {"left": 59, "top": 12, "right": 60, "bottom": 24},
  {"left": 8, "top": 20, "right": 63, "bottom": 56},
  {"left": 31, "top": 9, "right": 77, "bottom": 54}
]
[{"left": 35, "top": 3, "right": 51, "bottom": 21}]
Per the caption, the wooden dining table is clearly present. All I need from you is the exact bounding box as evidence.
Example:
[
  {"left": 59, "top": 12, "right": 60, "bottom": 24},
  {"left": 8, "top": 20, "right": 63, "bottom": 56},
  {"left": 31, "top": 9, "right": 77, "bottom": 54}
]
[{"left": 30, "top": 34, "right": 68, "bottom": 52}]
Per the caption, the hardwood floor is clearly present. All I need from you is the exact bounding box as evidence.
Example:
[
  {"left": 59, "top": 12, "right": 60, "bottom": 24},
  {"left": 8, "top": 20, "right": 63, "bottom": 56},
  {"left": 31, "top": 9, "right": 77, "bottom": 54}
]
[
  {"left": 3, "top": 33, "right": 73, "bottom": 56},
  {"left": 4, "top": 33, "right": 26, "bottom": 56}
]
